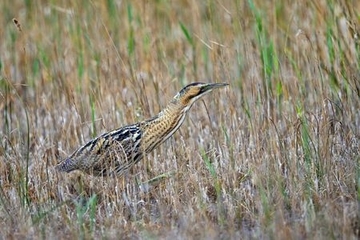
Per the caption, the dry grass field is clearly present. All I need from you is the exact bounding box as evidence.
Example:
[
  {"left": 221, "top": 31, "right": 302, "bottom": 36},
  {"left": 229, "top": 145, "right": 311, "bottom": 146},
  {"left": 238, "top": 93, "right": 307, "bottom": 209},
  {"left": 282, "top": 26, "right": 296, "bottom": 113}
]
[{"left": 0, "top": 0, "right": 359, "bottom": 239}]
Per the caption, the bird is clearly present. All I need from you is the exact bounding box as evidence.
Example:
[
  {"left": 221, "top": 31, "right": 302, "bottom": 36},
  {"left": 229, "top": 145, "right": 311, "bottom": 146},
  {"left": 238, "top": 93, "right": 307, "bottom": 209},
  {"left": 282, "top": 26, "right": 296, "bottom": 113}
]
[{"left": 55, "top": 82, "right": 228, "bottom": 177}]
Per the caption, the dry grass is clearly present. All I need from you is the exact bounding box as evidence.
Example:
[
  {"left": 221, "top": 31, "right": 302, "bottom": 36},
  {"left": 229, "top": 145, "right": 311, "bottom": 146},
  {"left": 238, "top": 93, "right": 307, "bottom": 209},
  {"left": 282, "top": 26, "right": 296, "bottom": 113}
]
[{"left": 0, "top": 0, "right": 359, "bottom": 239}]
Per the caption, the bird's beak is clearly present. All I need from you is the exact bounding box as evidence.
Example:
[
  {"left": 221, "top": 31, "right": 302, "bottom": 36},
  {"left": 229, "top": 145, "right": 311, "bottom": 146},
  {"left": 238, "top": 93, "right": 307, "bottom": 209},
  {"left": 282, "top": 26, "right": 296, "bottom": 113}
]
[{"left": 201, "top": 82, "right": 229, "bottom": 93}]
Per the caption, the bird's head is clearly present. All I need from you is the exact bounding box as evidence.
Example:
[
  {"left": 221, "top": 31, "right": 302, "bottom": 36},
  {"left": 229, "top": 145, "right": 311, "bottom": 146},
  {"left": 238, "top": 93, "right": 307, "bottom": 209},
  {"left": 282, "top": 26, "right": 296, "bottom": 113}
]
[{"left": 172, "top": 82, "right": 228, "bottom": 110}]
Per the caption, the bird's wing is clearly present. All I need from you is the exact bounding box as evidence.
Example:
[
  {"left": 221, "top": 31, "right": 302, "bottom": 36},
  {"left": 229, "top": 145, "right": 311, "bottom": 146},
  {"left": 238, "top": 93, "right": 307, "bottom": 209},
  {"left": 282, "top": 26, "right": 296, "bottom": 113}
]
[{"left": 69, "top": 124, "right": 142, "bottom": 176}]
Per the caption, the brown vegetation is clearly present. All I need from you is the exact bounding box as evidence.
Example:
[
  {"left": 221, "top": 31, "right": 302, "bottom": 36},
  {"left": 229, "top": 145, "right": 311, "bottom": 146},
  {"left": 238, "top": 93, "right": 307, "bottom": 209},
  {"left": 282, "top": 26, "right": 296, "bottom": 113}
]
[{"left": 0, "top": 0, "right": 359, "bottom": 239}]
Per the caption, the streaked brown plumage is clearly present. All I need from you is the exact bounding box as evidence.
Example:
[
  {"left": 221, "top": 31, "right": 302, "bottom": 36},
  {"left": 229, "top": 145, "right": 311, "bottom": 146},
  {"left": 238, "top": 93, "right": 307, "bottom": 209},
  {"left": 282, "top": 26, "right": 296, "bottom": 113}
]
[{"left": 55, "top": 82, "right": 228, "bottom": 176}]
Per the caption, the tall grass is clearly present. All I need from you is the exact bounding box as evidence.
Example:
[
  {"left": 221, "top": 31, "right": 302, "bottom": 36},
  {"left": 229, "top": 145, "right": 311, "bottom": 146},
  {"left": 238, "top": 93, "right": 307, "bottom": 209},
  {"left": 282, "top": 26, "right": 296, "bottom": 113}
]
[{"left": 0, "top": 0, "right": 359, "bottom": 239}]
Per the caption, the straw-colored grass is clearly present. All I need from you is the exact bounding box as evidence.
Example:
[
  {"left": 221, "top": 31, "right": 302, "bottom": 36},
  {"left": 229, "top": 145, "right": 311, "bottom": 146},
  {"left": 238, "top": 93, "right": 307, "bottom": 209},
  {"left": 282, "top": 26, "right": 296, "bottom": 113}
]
[{"left": 0, "top": 0, "right": 359, "bottom": 239}]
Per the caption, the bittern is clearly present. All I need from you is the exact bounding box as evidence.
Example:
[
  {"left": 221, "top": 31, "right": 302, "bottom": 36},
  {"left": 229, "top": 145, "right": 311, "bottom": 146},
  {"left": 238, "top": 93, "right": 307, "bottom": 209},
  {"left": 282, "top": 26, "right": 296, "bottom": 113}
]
[{"left": 56, "top": 82, "right": 228, "bottom": 176}]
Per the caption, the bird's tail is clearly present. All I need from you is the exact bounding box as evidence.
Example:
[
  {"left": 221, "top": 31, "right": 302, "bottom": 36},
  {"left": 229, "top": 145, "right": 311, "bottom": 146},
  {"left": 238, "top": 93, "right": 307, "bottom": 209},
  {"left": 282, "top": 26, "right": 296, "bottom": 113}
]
[{"left": 55, "top": 158, "right": 76, "bottom": 173}]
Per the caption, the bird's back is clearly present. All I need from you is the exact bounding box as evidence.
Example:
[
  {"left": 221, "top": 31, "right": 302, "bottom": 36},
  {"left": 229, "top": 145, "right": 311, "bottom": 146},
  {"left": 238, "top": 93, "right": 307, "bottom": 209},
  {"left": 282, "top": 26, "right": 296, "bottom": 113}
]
[{"left": 56, "top": 124, "right": 143, "bottom": 176}]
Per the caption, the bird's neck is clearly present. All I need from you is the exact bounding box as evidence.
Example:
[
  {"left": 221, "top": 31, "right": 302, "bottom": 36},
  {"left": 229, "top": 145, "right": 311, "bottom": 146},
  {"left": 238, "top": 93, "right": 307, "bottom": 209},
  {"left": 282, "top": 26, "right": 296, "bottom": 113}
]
[
  {"left": 158, "top": 100, "right": 186, "bottom": 118},
  {"left": 142, "top": 100, "right": 189, "bottom": 153}
]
